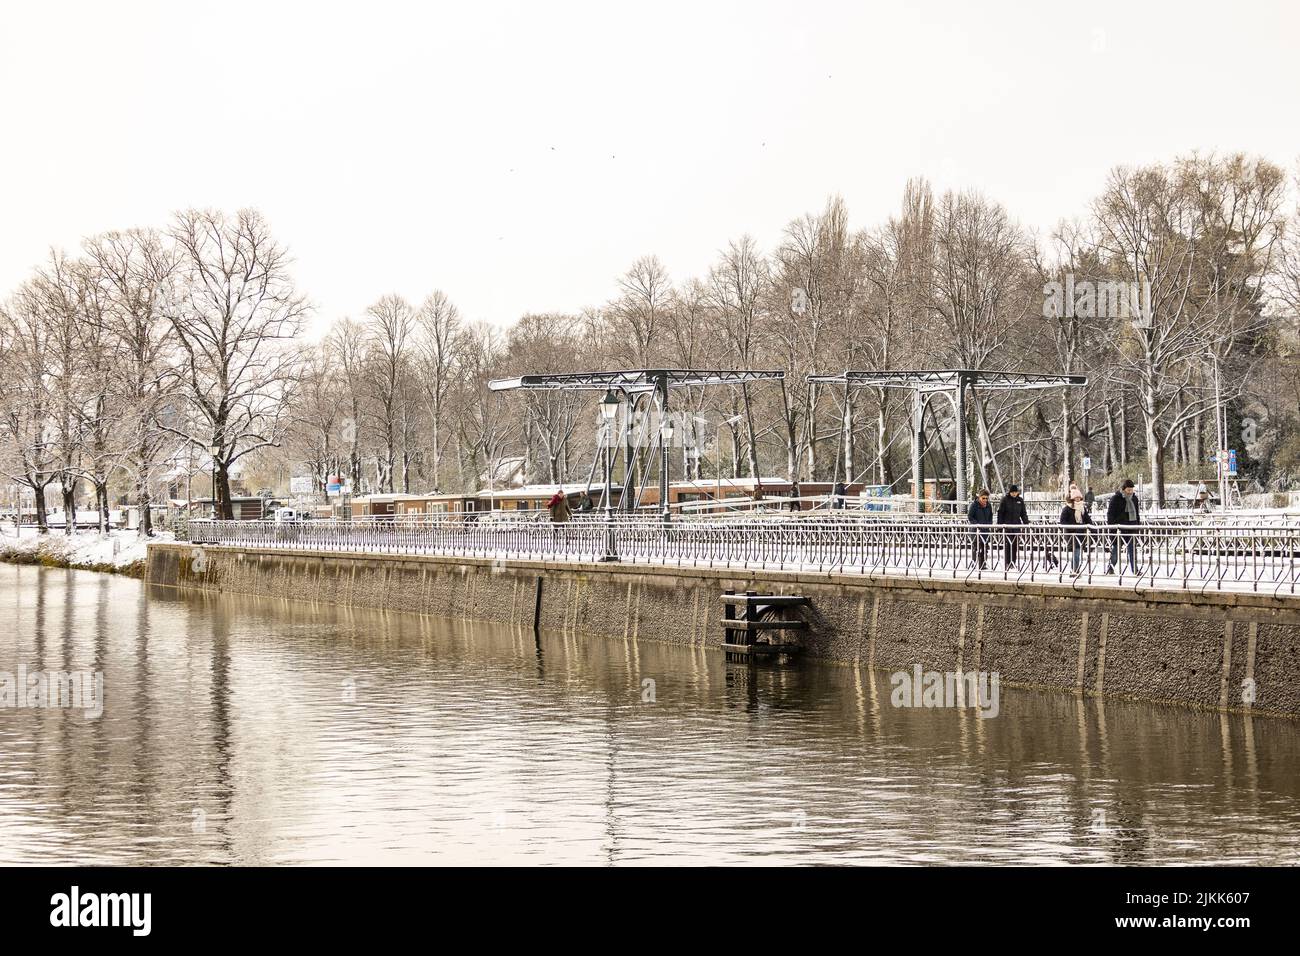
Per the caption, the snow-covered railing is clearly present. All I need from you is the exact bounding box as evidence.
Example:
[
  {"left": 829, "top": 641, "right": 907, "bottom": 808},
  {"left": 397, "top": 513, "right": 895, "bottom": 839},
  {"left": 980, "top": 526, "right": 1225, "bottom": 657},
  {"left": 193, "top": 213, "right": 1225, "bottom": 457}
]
[{"left": 184, "top": 517, "right": 1300, "bottom": 595}]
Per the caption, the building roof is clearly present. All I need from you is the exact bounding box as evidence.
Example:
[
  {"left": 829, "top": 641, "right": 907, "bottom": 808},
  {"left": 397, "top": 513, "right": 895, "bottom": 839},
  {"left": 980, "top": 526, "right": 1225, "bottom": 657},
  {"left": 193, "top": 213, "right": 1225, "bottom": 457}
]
[
  {"left": 473, "top": 484, "right": 576, "bottom": 497},
  {"left": 670, "top": 477, "right": 791, "bottom": 488}
]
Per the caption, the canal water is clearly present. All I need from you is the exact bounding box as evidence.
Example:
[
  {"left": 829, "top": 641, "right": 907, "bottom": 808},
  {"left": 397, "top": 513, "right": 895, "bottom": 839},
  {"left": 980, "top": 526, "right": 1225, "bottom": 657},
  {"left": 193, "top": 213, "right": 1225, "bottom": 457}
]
[{"left": 1, "top": 563, "right": 1298, "bottom": 865}]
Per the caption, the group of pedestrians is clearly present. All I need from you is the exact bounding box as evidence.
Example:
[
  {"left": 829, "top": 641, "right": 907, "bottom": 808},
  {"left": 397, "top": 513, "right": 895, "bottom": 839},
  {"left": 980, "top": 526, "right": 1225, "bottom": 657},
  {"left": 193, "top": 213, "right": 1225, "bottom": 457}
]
[
  {"left": 546, "top": 489, "right": 591, "bottom": 522},
  {"left": 966, "top": 479, "right": 1143, "bottom": 574},
  {"left": 548, "top": 479, "right": 1147, "bottom": 576},
  {"left": 966, "top": 484, "right": 1031, "bottom": 569}
]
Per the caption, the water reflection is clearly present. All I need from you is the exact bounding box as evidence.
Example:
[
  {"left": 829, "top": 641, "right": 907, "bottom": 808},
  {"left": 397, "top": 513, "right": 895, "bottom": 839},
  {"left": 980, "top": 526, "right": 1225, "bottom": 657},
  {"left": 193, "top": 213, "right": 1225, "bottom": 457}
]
[{"left": 0, "top": 564, "right": 1297, "bottom": 865}]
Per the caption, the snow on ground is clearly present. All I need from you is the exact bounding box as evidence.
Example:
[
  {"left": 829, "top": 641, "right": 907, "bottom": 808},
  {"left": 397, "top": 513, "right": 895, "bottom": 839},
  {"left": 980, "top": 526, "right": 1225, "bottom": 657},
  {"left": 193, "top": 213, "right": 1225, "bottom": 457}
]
[{"left": 0, "top": 526, "right": 171, "bottom": 572}]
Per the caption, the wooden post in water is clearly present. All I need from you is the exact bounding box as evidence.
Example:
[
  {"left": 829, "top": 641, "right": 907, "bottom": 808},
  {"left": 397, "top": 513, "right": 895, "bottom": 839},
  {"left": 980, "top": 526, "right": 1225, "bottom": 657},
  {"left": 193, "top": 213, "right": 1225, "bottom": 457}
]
[
  {"left": 532, "top": 576, "right": 544, "bottom": 633},
  {"left": 722, "top": 588, "right": 735, "bottom": 645}
]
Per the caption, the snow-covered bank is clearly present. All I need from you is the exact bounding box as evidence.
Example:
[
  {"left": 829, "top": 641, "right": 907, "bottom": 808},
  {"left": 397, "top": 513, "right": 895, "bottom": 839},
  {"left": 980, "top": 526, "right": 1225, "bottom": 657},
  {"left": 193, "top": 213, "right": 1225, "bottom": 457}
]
[{"left": 0, "top": 527, "right": 169, "bottom": 577}]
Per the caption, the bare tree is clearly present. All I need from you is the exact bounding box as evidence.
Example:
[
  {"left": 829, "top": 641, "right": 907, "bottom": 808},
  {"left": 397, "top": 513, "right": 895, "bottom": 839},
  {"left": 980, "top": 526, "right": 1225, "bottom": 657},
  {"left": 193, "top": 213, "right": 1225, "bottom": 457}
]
[
  {"left": 607, "top": 255, "right": 673, "bottom": 366},
  {"left": 362, "top": 294, "right": 418, "bottom": 492},
  {"left": 708, "top": 236, "right": 770, "bottom": 484},
  {"left": 291, "top": 344, "right": 346, "bottom": 493},
  {"left": 1093, "top": 156, "right": 1284, "bottom": 503},
  {"left": 858, "top": 181, "right": 935, "bottom": 486},
  {"left": 327, "top": 317, "right": 368, "bottom": 493},
  {"left": 416, "top": 290, "right": 462, "bottom": 490},
  {"left": 161, "top": 209, "right": 309, "bottom": 518},
  {"left": 84, "top": 229, "right": 178, "bottom": 536},
  {"left": 456, "top": 323, "right": 519, "bottom": 491},
  {"left": 506, "top": 313, "right": 585, "bottom": 483},
  {"left": 26, "top": 252, "right": 95, "bottom": 533},
  {"left": 0, "top": 284, "right": 59, "bottom": 531}
]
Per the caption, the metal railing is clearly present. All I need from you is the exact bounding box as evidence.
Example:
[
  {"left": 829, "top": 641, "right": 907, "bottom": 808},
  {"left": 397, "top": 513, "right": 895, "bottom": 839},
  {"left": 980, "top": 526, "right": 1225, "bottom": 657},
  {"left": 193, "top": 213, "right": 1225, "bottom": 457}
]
[{"left": 185, "top": 516, "right": 1300, "bottom": 595}]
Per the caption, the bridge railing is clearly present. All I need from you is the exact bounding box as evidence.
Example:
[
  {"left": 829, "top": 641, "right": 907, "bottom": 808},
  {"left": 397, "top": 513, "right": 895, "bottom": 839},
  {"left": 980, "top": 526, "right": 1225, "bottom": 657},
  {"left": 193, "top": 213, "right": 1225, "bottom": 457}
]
[{"left": 185, "top": 517, "right": 1300, "bottom": 595}]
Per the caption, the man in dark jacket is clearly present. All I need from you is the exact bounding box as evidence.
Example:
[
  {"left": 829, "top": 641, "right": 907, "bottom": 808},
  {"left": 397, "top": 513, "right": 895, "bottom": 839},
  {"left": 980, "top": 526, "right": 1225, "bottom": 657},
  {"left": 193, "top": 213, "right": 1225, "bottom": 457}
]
[
  {"left": 968, "top": 489, "right": 993, "bottom": 569},
  {"left": 997, "top": 483, "right": 1030, "bottom": 567},
  {"left": 1104, "top": 479, "right": 1141, "bottom": 573}
]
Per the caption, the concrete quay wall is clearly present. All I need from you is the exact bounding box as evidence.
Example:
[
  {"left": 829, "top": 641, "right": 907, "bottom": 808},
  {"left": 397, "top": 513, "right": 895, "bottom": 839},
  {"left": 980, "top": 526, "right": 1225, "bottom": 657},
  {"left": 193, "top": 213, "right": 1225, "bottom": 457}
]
[{"left": 146, "top": 543, "right": 1300, "bottom": 719}]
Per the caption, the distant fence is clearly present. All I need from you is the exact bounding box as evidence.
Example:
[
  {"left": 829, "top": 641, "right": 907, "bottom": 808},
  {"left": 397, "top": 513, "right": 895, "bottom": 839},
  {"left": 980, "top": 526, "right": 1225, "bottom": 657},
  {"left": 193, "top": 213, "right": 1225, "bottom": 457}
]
[{"left": 186, "top": 516, "right": 1300, "bottom": 595}]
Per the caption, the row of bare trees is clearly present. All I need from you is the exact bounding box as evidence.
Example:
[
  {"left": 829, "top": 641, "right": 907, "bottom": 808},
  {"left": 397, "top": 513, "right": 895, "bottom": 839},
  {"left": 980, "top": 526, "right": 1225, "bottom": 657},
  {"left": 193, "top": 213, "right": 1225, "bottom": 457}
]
[
  {"left": 0, "top": 210, "right": 307, "bottom": 532},
  {"left": 5, "top": 152, "right": 1300, "bottom": 528},
  {"left": 302, "top": 152, "right": 1293, "bottom": 506}
]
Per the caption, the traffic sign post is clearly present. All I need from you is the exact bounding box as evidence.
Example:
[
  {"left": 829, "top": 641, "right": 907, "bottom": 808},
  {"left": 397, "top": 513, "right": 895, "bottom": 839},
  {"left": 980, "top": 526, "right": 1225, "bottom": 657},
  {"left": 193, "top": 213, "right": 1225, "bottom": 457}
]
[{"left": 1226, "top": 449, "right": 1238, "bottom": 510}]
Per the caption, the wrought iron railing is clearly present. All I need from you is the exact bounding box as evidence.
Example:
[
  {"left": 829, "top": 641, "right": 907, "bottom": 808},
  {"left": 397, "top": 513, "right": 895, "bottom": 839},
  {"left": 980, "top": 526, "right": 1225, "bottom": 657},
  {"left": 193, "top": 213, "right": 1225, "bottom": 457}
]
[{"left": 184, "top": 516, "right": 1300, "bottom": 595}]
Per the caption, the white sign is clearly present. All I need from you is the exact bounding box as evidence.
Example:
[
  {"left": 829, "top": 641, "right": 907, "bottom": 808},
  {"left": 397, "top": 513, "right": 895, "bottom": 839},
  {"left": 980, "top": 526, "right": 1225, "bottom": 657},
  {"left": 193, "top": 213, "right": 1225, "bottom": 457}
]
[
  {"left": 290, "top": 475, "right": 314, "bottom": 494},
  {"left": 1082, "top": 456, "right": 1092, "bottom": 471}
]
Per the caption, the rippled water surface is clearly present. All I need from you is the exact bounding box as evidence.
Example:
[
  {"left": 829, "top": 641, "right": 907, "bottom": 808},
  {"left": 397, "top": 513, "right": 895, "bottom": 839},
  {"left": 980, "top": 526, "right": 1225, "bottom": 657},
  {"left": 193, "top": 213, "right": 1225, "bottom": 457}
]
[{"left": 1, "top": 563, "right": 1298, "bottom": 865}]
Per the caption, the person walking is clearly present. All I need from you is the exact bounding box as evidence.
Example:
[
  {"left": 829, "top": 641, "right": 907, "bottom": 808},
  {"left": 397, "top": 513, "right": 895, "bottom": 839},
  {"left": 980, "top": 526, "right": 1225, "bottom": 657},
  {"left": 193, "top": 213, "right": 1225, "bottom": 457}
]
[
  {"left": 832, "top": 480, "right": 847, "bottom": 510},
  {"left": 1060, "top": 483, "right": 1093, "bottom": 572},
  {"left": 1104, "top": 478, "right": 1142, "bottom": 573},
  {"left": 577, "top": 490, "right": 594, "bottom": 514},
  {"left": 968, "top": 489, "right": 993, "bottom": 570},
  {"left": 546, "top": 488, "right": 571, "bottom": 523},
  {"left": 997, "top": 483, "right": 1029, "bottom": 567},
  {"left": 788, "top": 482, "right": 802, "bottom": 512}
]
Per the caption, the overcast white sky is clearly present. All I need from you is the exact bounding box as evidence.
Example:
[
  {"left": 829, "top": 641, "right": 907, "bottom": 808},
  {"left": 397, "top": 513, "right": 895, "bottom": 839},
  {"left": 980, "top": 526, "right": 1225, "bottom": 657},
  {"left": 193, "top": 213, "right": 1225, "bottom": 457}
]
[{"left": 2, "top": 0, "right": 1298, "bottom": 335}]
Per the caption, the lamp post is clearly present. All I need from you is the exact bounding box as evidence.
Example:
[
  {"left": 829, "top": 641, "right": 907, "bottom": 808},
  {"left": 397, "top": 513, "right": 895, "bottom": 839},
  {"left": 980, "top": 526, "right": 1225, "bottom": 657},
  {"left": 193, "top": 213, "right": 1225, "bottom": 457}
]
[
  {"left": 625, "top": 404, "right": 643, "bottom": 512},
  {"left": 1209, "top": 348, "right": 1228, "bottom": 512},
  {"left": 660, "top": 414, "right": 674, "bottom": 525},
  {"left": 209, "top": 444, "right": 221, "bottom": 519},
  {"left": 600, "top": 389, "right": 621, "bottom": 560}
]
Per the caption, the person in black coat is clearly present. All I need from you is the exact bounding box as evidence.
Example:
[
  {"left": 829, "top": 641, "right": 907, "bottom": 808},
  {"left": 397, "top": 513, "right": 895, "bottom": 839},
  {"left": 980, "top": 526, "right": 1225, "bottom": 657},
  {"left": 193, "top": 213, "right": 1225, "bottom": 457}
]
[
  {"left": 968, "top": 489, "right": 993, "bottom": 569},
  {"left": 997, "top": 484, "right": 1030, "bottom": 567},
  {"left": 1104, "top": 478, "right": 1141, "bottom": 573}
]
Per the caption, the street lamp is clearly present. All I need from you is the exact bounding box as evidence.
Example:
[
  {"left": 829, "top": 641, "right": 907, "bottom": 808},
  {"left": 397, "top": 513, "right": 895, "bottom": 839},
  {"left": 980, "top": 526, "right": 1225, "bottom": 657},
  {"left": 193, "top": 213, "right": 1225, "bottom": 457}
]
[
  {"left": 209, "top": 445, "right": 221, "bottom": 520},
  {"left": 626, "top": 405, "right": 645, "bottom": 510},
  {"left": 599, "top": 390, "right": 620, "bottom": 560},
  {"left": 660, "top": 415, "right": 675, "bottom": 525},
  {"left": 600, "top": 389, "right": 621, "bottom": 424},
  {"left": 1207, "top": 348, "right": 1229, "bottom": 512}
]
